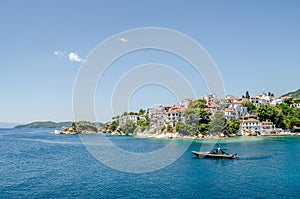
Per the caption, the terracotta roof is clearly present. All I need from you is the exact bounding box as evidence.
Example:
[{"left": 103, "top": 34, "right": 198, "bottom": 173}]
[
  {"left": 169, "top": 109, "right": 184, "bottom": 113},
  {"left": 162, "top": 106, "right": 173, "bottom": 108},
  {"left": 224, "top": 109, "right": 235, "bottom": 112},
  {"left": 243, "top": 118, "right": 259, "bottom": 122}
]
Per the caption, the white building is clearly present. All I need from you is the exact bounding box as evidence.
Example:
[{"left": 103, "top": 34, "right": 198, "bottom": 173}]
[
  {"left": 224, "top": 105, "right": 248, "bottom": 121},
  {"left": 138, "top": 114, "right": 147, "bottom": 121},
  {"left": 235, "top": 106, "right": 248, "bottom": 119},
  {"left": 261, "top": 120, "right": 276, "bottom": 133},
  {"left": 291, "top": 103, "right": 300, "bottom": 109},
  {"left": 148, "top": 106, "right": 165, "bottom": 119},
  {"left": 165, "top": 107, "right": 185, "bottom": 127},
  {"left": 270, "top": 98, "right": 283, "bottom": 106},
  {"left": 224, "top": 109, "right": 236, "bottom": 121},
  {"left": 119, "top": 115, "right": 138, "bottom": 124},
  {"left": 250, "top": 92, "right": 275, "bottom": 107},
  {"left": 202, "top": 94, "right": 217, "bottom": 106},
  {"left": 149, "top": 118, "right": 164, "bottom": 131},
  {"left": 179, "top": 98, "right": 194, "bottom": 109},
  {"left": 241, "top": 118, "right": 262, "bottom": 132},
  {"left": 251, "top": 96, "right": 262, "bottom": 107}
]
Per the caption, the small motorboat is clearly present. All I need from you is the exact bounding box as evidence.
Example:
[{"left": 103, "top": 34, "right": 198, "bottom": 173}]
[{"left": 192, "top": 147, "right": 238, "bottom": 159}]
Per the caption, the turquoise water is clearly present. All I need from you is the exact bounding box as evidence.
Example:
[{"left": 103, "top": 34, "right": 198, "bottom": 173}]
[{"left": 1, "top": 128, "right": 300, "bottom": 198}]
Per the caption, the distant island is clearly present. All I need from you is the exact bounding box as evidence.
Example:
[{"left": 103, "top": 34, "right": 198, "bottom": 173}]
[
  {"left": 15, "top": 121, "right": 105, "bottom": 130},
  {"left": 15, "top": 121, "right": 72, "bottom": 129}
]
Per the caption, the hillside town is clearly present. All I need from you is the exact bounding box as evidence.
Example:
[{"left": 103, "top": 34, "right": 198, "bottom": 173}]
[{"left": 112, "top": 91, "right": 300, "bottom": 138}]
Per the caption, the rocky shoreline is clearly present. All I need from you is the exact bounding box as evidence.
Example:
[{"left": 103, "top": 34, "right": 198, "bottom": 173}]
[
  {"left": 49, "top": 122, "right": 127, "bottom": 136},
  {"left": 49, "top": 122, "right": 300, "bottom": 139}
]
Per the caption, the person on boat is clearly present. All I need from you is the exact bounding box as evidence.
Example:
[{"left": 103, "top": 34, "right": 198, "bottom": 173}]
[{"left": 220, "top": 149, "right": 225, "bottom": 154}]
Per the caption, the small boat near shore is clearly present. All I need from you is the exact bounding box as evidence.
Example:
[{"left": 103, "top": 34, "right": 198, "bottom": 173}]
[{"left": 192, "top": 148, "right": 238, "bottom": 159}]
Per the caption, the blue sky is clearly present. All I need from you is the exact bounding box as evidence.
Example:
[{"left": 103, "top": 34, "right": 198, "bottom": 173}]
[{"left": 0, "top": 0, "right": 299, "bottom": 123}]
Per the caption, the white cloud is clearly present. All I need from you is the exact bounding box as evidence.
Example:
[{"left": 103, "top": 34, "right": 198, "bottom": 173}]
[
  {"left": 54, "top": 50, "right": 65, "bottom": 57},
  {"left": 54, "top": 50, "right": 83, "bottom": 63},
  {"left": 118, "top": 37, "right": 128, "bottom": 43},
  {"left": 68, "top": 52, "right": 83, "bottom": 62}
]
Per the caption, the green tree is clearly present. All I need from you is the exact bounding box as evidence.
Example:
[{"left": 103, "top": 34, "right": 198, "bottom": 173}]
[
  {"left": 71, "top": 122, "right": 76, "bottom": 129},
  {"left": 167, "top": 124, "right": 172, "bottom": 132},
  {"left": 223, "top": 120, "right": 240, "bottom": 135},
  {"left": 175, "top": 121, "right": 183, "bottom": 132},
  {"left": 274, "top": 104, "right": 300, "bottom": 129},
  {"left": 208, "top": 111, "right": 226, "bottom": 133},
  {"left": 284, "top": 97, "right": 293, "bottom": 106},
  {"left": 111, "top": 120, "right": 119, "bottom": 131},
  {"left": 138, "top": 108, "right": 146, "bottom": 115},
  {"left": 257, "top": 104, "right": 276, "bottom": 122},
  {"left": 244, "top": 102, "right": 256, "bottom": 114},
  {"left": 257, "top": 105, "right": 286, "bottom": 128},
  {"left": 184, "top": 99, "right": 209, "bottom": 125},
  {"left": 184, "top": 108, "right": 209, "bottom": 124},
  {"left": 245, "top": 91, "right": 250, "bottom": 99},
  {"left": 288, "top": 117, "right": 300, "bottom": 129},
  {"left": 176, "top": 121, "right": 197, "bottom": 136},
  {"left": 274, "top": 108, "right": 286, "bottom": 129},
  {"left": 276, "top": 103, "right": 291, "bottom": 115},
  {"left": 136, "top": 116, "right": 150, "bottom": 132},
  {"left": 198, "top": 123, "right": 209, "bottom": 135},
  {"left": 178, "top": 99, "right": 210, "bottom": 136},
  {"left": 189, "top": 99, "right": 207, "bottom": 109},
  {"left": 161, "top": 125, "right": 166, "bottom": 132},
  {"left": 120, "top": 120, "right": 137, "bottom": 135},
  {"left": 183, "top": 99, "right": 209, "bottom": 124},
  {"left": 291, "top": 108, "right": 300, "bottom": 119}
]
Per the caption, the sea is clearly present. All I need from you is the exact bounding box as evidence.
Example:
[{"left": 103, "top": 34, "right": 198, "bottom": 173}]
[{"left": 1, "top": 128, "right": 300, "bottom": 199}]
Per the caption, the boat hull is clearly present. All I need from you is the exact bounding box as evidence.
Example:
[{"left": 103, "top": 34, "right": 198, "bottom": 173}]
[{"left": 192, "top": 151, "right": 238, "bottom": 159}]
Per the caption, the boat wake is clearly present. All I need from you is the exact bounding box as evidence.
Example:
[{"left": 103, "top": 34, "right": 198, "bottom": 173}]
[
  {"left": 237, "top": 154, "right": 272, "bottom": 160},
  {"left": 19, "top": 138, "right": 82, "bottom": 145}
]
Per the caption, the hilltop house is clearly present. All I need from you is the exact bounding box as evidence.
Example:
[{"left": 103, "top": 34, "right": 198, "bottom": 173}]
[
  {"left": 119, "top": 114, "right": 138, "bottom": 124},
  {"left": 270, "top": 98, "right": 283, "bottom": 106},
  {"left": 202, "top": 94, "right": 217, "bottom": 106},
  {"left": 179, "top": 98, "right": 194, "bottom": 109},
  {"left": 250, "top": 92, "right": 275, "bottom": 107}
]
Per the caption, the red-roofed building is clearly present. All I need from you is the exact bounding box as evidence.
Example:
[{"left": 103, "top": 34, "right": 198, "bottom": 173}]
[
  {"left": 166, "top": 107, "right": 185, "bottom": 127},
  {"left": 241, "top": 118, "right": 262, "bottom": 132}
]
